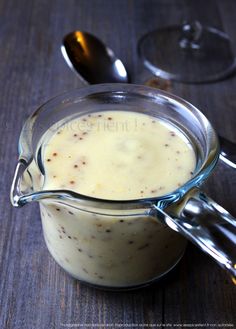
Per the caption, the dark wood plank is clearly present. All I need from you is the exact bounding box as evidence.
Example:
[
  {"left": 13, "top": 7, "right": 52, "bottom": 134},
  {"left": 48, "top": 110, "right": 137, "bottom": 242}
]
[{"left": 0, "top": 0, "right": 236, "bottom": 328}]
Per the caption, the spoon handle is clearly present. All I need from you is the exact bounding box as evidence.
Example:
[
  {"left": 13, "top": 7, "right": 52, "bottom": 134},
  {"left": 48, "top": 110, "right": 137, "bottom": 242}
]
[{"left": 219, "top": 135, "right": 236, "bottom": 169}]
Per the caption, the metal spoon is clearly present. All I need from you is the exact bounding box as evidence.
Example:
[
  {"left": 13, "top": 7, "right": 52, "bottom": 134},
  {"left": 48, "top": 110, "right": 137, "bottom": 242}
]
[
  {"left": 219, "top": 136, "right": 236, "bottom": 169},
  {"left": 61, "top": 31, "right": 129, "bottom": 84},
  {"left": 61, "top": 31, "right": 236, "bottom": 169}
]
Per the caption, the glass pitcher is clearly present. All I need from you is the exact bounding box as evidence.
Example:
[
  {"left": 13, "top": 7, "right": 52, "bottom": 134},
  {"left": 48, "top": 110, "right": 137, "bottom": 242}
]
[{"left": 10, "top": 84, "right": 236, "bottom": 289}]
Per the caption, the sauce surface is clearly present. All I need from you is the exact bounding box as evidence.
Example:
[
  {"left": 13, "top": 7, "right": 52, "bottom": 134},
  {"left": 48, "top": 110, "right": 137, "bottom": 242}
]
[{"left": 42, "top": 111, "right": 196, "bottom": 199}]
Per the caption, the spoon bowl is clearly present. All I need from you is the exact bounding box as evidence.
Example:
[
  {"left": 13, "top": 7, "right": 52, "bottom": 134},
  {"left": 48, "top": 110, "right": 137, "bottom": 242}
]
[{"left": 61, "top": 31, "right": 129, "bottom": 84}]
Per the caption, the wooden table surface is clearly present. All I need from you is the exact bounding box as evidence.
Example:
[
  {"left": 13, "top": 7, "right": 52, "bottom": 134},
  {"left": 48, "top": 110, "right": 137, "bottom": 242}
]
[{"left": 0, "top": 0, "right": 236, "bottom": 328}]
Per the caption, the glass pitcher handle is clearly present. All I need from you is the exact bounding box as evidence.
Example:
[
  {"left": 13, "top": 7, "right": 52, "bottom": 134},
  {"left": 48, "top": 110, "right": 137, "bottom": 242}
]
[{"left": 153, "top": 188, "right": 236, "bottom": 280}]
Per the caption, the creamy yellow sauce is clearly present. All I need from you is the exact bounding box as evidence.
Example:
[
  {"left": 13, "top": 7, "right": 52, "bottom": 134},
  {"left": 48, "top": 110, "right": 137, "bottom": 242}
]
[
  {"left": 42, "top": 111, "right": 195, "bottom": 199},
  {"left": 38, "top": 110, "right": 195, "bottom": 288}
]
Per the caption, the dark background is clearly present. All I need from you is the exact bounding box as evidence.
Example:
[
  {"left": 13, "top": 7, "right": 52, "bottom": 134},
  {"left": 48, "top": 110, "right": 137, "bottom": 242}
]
[{"left": 0, "top": 0, "right": 236, "bottom": 328}]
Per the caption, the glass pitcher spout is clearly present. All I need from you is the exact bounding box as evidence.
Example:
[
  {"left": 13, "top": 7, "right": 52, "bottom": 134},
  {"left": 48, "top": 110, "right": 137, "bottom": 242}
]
[
  {"left": 154, "top": 188, "right": 236, "bottom": 280},
  {"left": 11, "top": 159, "right": 30, "bottom": 207},
  {"left": 10, "top": 158, "right": 99, "bottom": 208}
]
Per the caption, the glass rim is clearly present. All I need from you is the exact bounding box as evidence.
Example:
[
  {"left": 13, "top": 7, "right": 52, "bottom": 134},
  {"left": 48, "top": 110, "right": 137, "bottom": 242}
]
[{"left": 17, "top": 83, "right": 220, "bottom": 210}]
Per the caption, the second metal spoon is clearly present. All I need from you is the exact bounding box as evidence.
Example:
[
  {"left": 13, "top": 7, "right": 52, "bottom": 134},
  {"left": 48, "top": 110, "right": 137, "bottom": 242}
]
[{"left": 61, "top": 31, "right": 129, "bottom": 84}]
